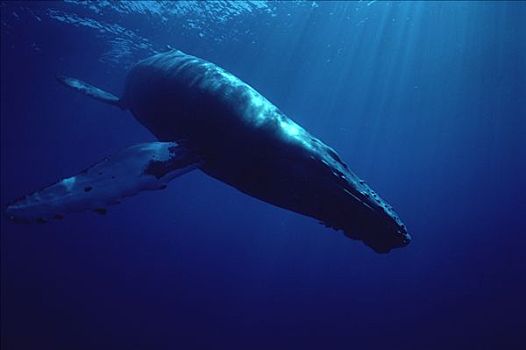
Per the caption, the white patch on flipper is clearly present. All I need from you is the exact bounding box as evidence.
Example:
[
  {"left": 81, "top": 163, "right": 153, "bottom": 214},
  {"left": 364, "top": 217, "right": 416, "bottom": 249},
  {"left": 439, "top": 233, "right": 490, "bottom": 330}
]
[
  {"left": 6, "top": 142, "right": 201, "bottom": 223},
  {"left": 62, "top": 177, "right": 76, "bottom": 191}
]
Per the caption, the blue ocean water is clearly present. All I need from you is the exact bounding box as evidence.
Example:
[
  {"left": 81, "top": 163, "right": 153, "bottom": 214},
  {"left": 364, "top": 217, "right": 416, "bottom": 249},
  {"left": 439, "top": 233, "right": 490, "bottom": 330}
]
[{"left": 1, "top": 1, "right": 525, "bottom": 349}]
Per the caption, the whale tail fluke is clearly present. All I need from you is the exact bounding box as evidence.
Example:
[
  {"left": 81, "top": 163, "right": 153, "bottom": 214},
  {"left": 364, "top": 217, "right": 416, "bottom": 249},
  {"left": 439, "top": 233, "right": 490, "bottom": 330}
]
[{"left": 56, "top": 75, "right": 123, "bottom": 109}]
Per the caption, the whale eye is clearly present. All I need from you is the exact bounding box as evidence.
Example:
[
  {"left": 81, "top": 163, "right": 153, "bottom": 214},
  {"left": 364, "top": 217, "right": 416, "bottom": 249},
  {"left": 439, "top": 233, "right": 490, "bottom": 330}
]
[{"left": 84, "top": 186, "right": 93, "bottom": 192}]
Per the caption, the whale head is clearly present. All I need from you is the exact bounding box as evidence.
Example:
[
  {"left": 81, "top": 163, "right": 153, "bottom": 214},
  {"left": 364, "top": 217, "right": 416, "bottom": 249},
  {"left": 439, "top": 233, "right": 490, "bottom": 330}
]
[
  {"left": 343, "top": 181, "right": 411, "bottom": 253},
  {"left": 360, "top": 209, "right": 411, "bottom": 254}
]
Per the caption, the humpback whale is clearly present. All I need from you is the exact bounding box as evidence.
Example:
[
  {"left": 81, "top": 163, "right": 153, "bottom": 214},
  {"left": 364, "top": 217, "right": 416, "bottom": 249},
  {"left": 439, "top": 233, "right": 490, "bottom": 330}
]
[{"left": 5, "top": 50, "right": 411, "bottom": 253}]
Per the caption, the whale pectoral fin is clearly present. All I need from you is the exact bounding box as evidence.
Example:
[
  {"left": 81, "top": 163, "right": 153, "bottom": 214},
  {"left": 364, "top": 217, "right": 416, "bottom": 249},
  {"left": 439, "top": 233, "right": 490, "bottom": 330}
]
[
  {"left": 5, "top": 142, "right": 201, "bottom": 223},
  {"left": 56, "top": 75, "right": 122, "bottom": 108}
]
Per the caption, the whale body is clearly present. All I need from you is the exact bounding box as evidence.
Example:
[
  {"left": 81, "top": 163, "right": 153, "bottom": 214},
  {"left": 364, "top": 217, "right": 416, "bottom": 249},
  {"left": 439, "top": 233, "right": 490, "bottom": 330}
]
[{"left": 6, "top": 50, "right": 411, "bottom": 253}]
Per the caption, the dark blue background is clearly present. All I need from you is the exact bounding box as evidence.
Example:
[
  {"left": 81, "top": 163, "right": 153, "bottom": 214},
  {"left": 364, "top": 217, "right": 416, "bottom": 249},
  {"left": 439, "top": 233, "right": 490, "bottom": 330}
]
[{"left": 1, "top": 2, "right": 525, "bottom": 349}]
